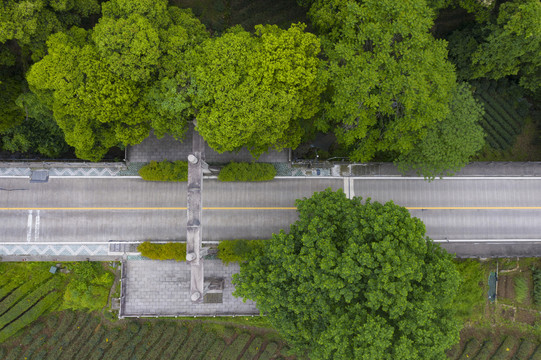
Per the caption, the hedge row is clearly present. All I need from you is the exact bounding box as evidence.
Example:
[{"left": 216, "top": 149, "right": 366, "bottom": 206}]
[
  {"left": 217, "top": 239, "right": 266, "bottom": 265},
  {"left": 533, "top": 269, "right": 541, "bottom": 304},
  {"left": 218, "top": 162, "right": 276, "bottom": 182},
  {"left": 0, "top": 291, "right": 61, "bottom": 342},
  {"left": 139, "top": 160, "right": 188, "bottom": 182},
  {"left": 137, "top": 241, "right": 187, "bottom": 261}
]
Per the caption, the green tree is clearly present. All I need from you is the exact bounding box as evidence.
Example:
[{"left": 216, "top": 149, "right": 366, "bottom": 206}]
[
  {"left": 471, "top": 0, "right": 541, "bottom": 94},
  {"left": 26, "top": 0, "right": 208, "bottom": 160},
  {"left": 0, "top": 73, "right": 24, "bottom": 133},
  {"left": 233, "top": 189, "right": 461, "bottom": 360},
  {"left": 27, "top": 28, "right": 151, "bottom": 161},
  {"left": 0, "top": 0, "right": 100, "bottom": 62},
  {"left": 189, "top": 23, "right": 326, "bottom": 156},
  {"left": 396, "top": 83, "right": 485, "bottom": 179},
  {"left": 308, "top": 0, "right": 456, "bottom": 162}
]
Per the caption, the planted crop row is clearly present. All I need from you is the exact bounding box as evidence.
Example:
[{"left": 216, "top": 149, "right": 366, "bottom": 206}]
[
  {"left": 87, "top": 327, "right": 119, "bottom": 360},
  {"left": 0, "top": 281, "right": 21, "bottom": 300},
  {"left": 514, "top": 340, "right": 536, "bottom": 359},
  {"left": 490, "top": 335, "right": 519, "bottom": 359},
  {"left": 47, "top": 312, "right": 91, "bottom": 360},
  {"left": 480, "top": 93, "right": 522, "bottom": 133},
  {"left": 483, "top": 104, "right": 519, "bottom": 138},
  {"left": 473, "top": 340, "right": 494, "bottom": 360},
  {"left": 458, "top": 338, "right": 481, "bottom": 360},
  {"left": 220, "top": 333, "right": 252, "bottom": 360},
  {"left": 116, "top": 323, "right": 152, "bottom": 360},
  {"left": 145, "top": 323, "right": 177, "bottom": 360},
  {"left": 101, "top": 324, "right": 137, "bottom": 360},
  {"left": 161, "top": 325, "right": 188, "bottom": 359},
  {"left": 205, "top": 339, "right": 226, "bottom": 360},
  {"left": 176, "top": 325, "right": 205, "bottom": 360},
  {"left": 62, "top": 317, "right": 100, "bottom": 360},
  {"left": 478, "top": 116, "right": 508, "bottom": 150},
  {"left": 479, "top": 91, "right": 524, "bottom": 131},
  {"left": 132, "top": 322, "right": 167, "bottom": 360},
  {"left": 0, "top": 271, "right": 51, "bottom": 317},
  {"left": 481, "top": 114, "right": 516, "bottom": 148},
  {"left": 48, "top": 312, "right": 76, "bottom": 347},
  {"left": 241, "top": 336, "right": 264, "bottom": 360},
  {"left": 258, "top": 342, "right": 279, "bottom": 360},
  {"left": 0, "top": 276, "right": 62, "bottom": 331},
  {"left": 0, "top": 291, "right": 61, "bottom": 342}
]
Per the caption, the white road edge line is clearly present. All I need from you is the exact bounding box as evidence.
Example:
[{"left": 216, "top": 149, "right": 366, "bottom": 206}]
[
  {"left": 26, "top": 210, "right": 33, "bottom": 243},
  {"left": 274, "top": 176, "right": 541, "bottom": 180},
  {"left": 433, "top": 239, "right": 541, "bottom": 243},
  {"left": 34, "top": 210, "right": 40, "bottom": 242}
]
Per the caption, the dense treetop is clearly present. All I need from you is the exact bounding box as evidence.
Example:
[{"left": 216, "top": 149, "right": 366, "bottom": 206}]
[
  {"left": 189, "top": 23, "right": 326, "bottom": 156},
  {"left": 234, "top": 189, "right": 461, "bottom": 359},
  {"left": 308, "top": 0, "right": 457, "bottom": 162}
]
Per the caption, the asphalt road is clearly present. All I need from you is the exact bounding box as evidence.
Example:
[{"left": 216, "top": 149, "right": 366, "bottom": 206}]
[{"left": 0, "top": 177, "right": 540, "bottom": 256}]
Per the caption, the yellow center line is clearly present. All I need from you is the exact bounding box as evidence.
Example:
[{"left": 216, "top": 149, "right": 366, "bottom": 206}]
[{"left": 0, "top": 206, "right": 540, "bottom": 211}]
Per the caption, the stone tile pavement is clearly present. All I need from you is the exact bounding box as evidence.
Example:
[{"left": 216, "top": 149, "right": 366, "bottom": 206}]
[
  {"left": 127, "top": 125, "right": 288, "bottom": 164},
  {"left": 121, "top": 260, "right": 259, "bottom": 316}
]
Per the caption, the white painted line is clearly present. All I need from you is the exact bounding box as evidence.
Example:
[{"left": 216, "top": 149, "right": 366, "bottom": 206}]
[
  {"left": 26, "top": 210, "right": 33, "bottom": 242},
  {"left": 0, "top": 176, "right": 30, "bottom": 178},
  {"left": 343, "top": 178, "right": 349, "bottom": 198},
  {"left": 433, "top": 239, "right": 541, "bottom": 243},
  {"left": 34, "top": 210, "right": 40, "bottom": 242},
  {"left": 0, "top": 241, "right": 146, "bottom": 245},
  {"left": 274, "top": 176, "right": 541, "bottom": 180},
  {"left": 48, "top": 176, "right": 142, "bottom": 179}
]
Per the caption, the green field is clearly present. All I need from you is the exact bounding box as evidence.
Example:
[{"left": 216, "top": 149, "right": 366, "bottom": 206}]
[{"left": 0, "top": 311, "right": 291, "bottom": 360}]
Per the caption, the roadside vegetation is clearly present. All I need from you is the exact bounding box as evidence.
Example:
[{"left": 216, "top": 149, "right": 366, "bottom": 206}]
[
  {"left": 218, "top": 163, "right": 277, "bottom": 182},
  {"left": 138, "top": 160, "right": 189, "bottom": 182},
  {"left": 1, "top": 0, "right": 537, "bottom": 176},
  {"left": 137, "top": 241, "right": 187, "bottom": 261}
]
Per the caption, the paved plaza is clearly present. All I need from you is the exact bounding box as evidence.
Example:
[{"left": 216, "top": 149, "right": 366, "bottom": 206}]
[
  {"left": 121, "top": 260, "right": 259, "bottom": 317},
  {"left": 126, "top": 126, "right": 288, "bottom": 163}
]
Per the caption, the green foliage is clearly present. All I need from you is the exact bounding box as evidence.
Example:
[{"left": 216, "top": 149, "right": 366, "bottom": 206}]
[
  {"left": 0, "top": 74, "right": 24, "bottom": 133},
  {"left": 137, "top": 241, "right": 187, "bottom": 261},
  {"left": 62, "top": 262, "right": 114, "bottom": 312},
  {"left": 233, "top": 189, "right": 462, "bottom": 360},
  {"left": 217, "top": 239, "right": 266, "bottom": 265},
  {"left": 0, "top": 0, "right": 100, "bottom": 62},
  {"left": 138, "top": 160, "right": 188, "bottom": 182},
  {"left": 532, "top": 269, "right": 541, "bottom": 304},
  {"left": 452, "top": 260, "right": 485, "bottom": 321},
  {"left": 513, "top": 339, "right": 536, "bottom": 359},
  {"left": 469, "top": 79, "right": 529, "bottom": 151},
  {"left": 472, "top": 340, "right": 494, "bottom": 360},
  {"left": 189, "top": 23, "right": 325, "bottom": 156},
  {"left": 514, "top": 276, "right": 529, "bottom": 304},
  {"left": 458, "top": 338, "right": 481, "bottom": 359},
  {"left": 471, "top": 0, "right": 541, "bottom": 94},
  {"left": 258, "top": 342, "right": 279, "bottom": 360},
  {"left": 309, "top": 0, "right": 456, "bottom": 162},
  {"left": 491, "top": 336, "right": 519, "bottom": 360},
  {"left": 217, "top": 163, "right": 276, "bottom": 182},
  {"left": 397, "top": 83, "right": 485, "bottom": 180},
  {"left": 26, "top": 0, "right": 209, "bottom": 161},
  {"left": 220, "top": 333, "right": 252, "bottom": 360},
  {"left": 241, "top": 336, "right": 264, "bottom": 360}
]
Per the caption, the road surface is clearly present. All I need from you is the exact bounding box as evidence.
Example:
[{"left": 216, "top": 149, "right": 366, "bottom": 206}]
[{"left": 0, "top": 177, "right": 540, "bottom": 256}]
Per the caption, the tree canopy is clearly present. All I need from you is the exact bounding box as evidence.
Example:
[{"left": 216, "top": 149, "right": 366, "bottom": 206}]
[
  {"left": 471, "top": 0, "right": 541, "bottom": 94},
  {"left": 233, "top": 189, "right": 461, "bottom": 360},
  {"left": 396, "top": 83, "right": 486, "bottom": 179},
  {"left": 26, "top": 0, "right": 208, "bottom": 160},
  {"left": 307, "top": 0, "right": 457, "bottom": 162},
  {"left": 189, "top": 24, "right": 326, "bottom": 156}
]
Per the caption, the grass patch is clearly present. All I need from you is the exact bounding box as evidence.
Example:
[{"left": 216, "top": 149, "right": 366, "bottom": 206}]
[
  {"left": 453, "top": 259, "right": 486, "bottom": 321},
  {"left": 514, "top": 276, "right": 529, "bottom": 304}
]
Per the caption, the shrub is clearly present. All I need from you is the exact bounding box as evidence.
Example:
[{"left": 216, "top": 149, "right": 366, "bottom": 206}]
[
  {"left": 218, "top": 162, "right": 276, "bottom": 182},
  {"left": 514, "top": 276, "right": 529, "bottom": 304},
  {"left": 139, "top": 160, "right": 188, "bottom": 182},
  {"left": 137, "top": 241, "right": 187, "bottom": 261},
  {"left": 217, "top": 240, "right": 266, "bottom": 265},
  {"left": 532, "top": 269, "right": 541, "bottom": 304},
  {"left": 62, "top": 262, "right": 114, "bottom": 311}
]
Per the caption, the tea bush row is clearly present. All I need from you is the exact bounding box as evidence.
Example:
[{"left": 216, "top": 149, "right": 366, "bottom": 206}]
[
  {"left": 220, "top": 333, "right": 252, "bottom": 360},
  {"left": 0, "top": 271, "right": 51, "bottom": 317}
]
